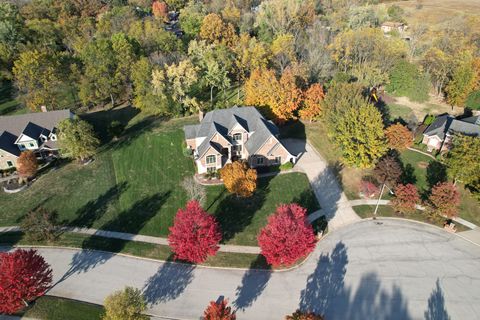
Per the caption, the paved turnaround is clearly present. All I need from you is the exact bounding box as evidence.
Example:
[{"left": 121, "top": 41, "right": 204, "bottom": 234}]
[{"left": 6, "top": 219, "right": 480, "bottom": 320}]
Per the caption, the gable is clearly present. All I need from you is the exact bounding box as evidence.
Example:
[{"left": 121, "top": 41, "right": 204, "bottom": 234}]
[{"left": 15, "top": 133, "right": 36, "bottom": 144}]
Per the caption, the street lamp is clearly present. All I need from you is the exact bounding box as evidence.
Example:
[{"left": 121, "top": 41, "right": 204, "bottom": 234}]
[{"left": 373, "top": 183, "right": 394, "bottom": 219}]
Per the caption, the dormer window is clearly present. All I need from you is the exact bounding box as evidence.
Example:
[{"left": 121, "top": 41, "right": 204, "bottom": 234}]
[
  {"left": 50, "top": 134, "right": 57, "bottom": 141},
  {"left": 233, "top": 133, "right": 242, "bottom": 141},
  {"left": 40, "top": 135, "right": 47, "bottom": 142}
]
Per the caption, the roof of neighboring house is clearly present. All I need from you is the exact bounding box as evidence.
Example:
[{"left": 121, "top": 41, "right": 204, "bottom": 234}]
[
  {"left": 0, "top": 132, "right": 21, "bottom": 157},
  {"left": 0, "top": 109, "right": 72, "bottom": 155},
  {"left": 184, "top": 106, "right": 285, "bottom": 156},
  {"left": 423, "top": 114, "right": 480, "bottom": 140},
  {"left": 461, "top": 115, "right": 480, "bottom": 125}
]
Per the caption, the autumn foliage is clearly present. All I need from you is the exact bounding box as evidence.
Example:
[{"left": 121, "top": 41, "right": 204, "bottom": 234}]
[
  {"left": 373, "top": 155, "right": 402, "bottom": 186},
  {"left": 385, "top": 124, "right": 413, "bottom": 150},
  {"left": 199, "top": 13, "right": 237, "bottom": 48},
  {"left": 219, "top": 161, "right": 257, "bottom": 197},
  {"left": 285, "top": 310, "right": 325, "bottom": 320},
  {"left": 0, "top": 249, "right": 53, "bottom": 314},
  {"left": 391, "top": 184, "right": 420, "bottom": 215},
  {"left": 299, "top": 83, "right": 325, "bottom": 121},
  {"left": 168, "top": 200, "right": 222, "bottom": 263},
  {"left": 16, "top": 150, "right": 38, "bottom": 180},
  {"left": 360, "top": 180, "right": 379, "bottom": 198},
  {"left": 244, "top": 68, "right": 302, "bottom": 123},
  {"left": 258, "top": 204, "right": 317, "bottom": 267},
  {"left": 428, "top": 182, "right": 461, "bottom": 218},
  {"left": 152, "top": 1, "right": 168, "bottom": 20},
  {"left": 203, "top": 299, "right": 236, "bottom": 320}
]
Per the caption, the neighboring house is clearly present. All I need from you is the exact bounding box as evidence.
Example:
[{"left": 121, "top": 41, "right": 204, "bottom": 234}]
[
  {"left": 422, "top": 114, "right": 480, "bottom": 152},
  {"left": 0, "top": 109, "right": 73, "bottom": 170},
  {"left": 184, "top": 106, "right": 296, "bottom": 174},
  {"left": 381, "top": 21, "right": 408, "bottom": 34}
]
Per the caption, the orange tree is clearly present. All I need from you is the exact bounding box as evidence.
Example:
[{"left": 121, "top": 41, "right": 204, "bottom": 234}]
[
  {"left": 385, "top": 123, "right": 413, "bottom": 150},
  {"left": 299, "top": 83, "right": 325, "bottom": 122},
  {"left": 16, "top": 150, "right": 38, "bottom": 182},
  {"left": 219, "top": 161, "right": 257, "bottom": 197},
  {"left": 428, "top": 182, "right": 460, "bottom": 218},
  {"left": 391, "top": 184, "right": 420, "bottom": 215},
  {"left": 203, "top": 299, "right": 236, "bottom": 320}
]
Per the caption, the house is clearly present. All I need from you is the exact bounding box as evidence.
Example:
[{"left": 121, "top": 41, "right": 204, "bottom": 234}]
[
  {"left": 381, "top": 21, "right": 408, "bottom": 34},
  {"left": 184, "top": 106, "right": 296, "bottom": 174},
  {"left": 422, "top": 114, "right": 480, "bottom": 152},
  {"left": 0, "top": 109, "right": 74, "bottom": 170}
]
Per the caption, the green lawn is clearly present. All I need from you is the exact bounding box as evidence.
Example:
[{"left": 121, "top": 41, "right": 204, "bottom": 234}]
[
  {"left": 399, "top": 149, "right": 433, "bottom": 192},
  {"left": 387, "top": 103, "right": 414, "bottom": 122},
  {"left": 0, "top": 108, "right": 318, "bottom": 247},
  {"left": 19, "top": 296, "right": 104, "bottom": 320},
  {"left": 206, "top": 173, "right": 320, "bottom": 245}
]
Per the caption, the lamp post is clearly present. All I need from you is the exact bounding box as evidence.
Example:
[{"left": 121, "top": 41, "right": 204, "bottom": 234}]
[{"left": 373, "top": 183, "right": 394, "bottom": 219}]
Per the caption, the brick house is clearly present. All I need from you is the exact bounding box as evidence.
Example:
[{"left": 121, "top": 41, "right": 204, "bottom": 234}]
[
  {"left": 0, "top": 109, "right": 73, "bottom": 170},
  {"left": 422, "top": 115, "right": 480, "bottom": 152},
  {"left": 184, "top": 106, "right": 296, "bottom": 174}
]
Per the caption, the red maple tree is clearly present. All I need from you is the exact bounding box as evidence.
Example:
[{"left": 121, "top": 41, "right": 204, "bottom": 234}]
[
  {"left": 203, "top": 299, "right": 236, "bottom": 320},
  {"left": 391, "top": 184, "right": 420, "bottom": 215},
  {"left": 168, "top": 200, "right": 222, "bottom": 263},
  {"left": 360, "top": 180, "right": 379, "bottom": 198},
  {"left": 0, "top": 249, "right": 53, "bottom": 314},
  {"left": 429, "top": 182, "right": 460, "bottom": 218},
  {"left": 258, "top": 204, "right": 317, "bottom": 267}
]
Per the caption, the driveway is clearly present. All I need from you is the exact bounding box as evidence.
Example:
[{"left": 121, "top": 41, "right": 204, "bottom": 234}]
[
  {"left": 9, "top": 219, "right": 480, "bottom": 320},
  {"left": 282, "top": 139, "right": 360, "bottom": 230}
]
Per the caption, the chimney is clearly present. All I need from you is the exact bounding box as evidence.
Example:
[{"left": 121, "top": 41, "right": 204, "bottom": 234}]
[
  {"left": 40, "top": 105, "right": 48, "bottom": 112},
  {"left": 198, "top": 109, "right": 204, "bottom": 122}
]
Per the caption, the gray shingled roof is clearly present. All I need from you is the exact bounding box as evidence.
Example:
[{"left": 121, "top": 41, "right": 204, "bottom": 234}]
[
  {"left": 0, "top": 109, "right": 72, "bottom": 154},
  {"left": 184, "top": 106, "right": 283, "bottom": 155},
  {"left": 424, "top": 114, "right": 480, "bottom": 139}
]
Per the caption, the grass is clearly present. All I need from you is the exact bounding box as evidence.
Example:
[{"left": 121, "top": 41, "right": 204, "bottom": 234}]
[
  {"left": 18, "top": 296, "right": 104, "bottom": 320},
  {"left": 206, "top": 173, "right": 320, "bottom": 246},
  {"left": 459, "top": 187, "right": 480, "bottom": 227},
  {"left": 0, "top": 107, "right": 318, "bottom": 247},
  {"left": 353, "top": 205, "right": 470, "bottom": 232},
  {"left": 399, "top": 149, "right": 433, "bottom": 192},
  {"left": 387, "top": 103, "right": 413, "bottom": 122},
  {"left": 466, "top": 90, "right": 480, "bottom": 110},
  {"left": 0, "top": 231, "right": 273, "bottom": 269}
]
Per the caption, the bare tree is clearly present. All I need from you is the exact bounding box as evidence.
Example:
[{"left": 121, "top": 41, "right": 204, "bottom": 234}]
[{"left": 181, "top": 176, "right": 206, "bottom": 205}]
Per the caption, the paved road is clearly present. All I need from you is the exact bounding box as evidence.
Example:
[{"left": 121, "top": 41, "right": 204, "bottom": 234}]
[
  {"left": 6, "top": 219, "right": 480, "bottom": 320},
  {"left": 282, "top": 139, "right": 361, "bottom": 230}
]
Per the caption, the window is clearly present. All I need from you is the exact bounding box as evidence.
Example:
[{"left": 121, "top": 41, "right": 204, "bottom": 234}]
[
  {"left": 19, "top": 144, "right": 25, "bottom": 150},
  {"left": 257, "top": 157, "right": 264, "bottom": 165},
  {"left": 29, "top": 142, "right": 35, "bottom": 147},
  {"left": 206, "top": 155, "right": 216, "bottom": 164},
  {"left": 7, "top": 161, "right": 13, "bottom": 167},
  {"left": 233, "top": 133, "right": 242, "bottom": 141},
  {"left": 50, "top": 134, "right": 57, "bottom": 141},
  {"left": 207, "top": 167, "right": 216, "bottom": 174},
  {"left": 232, "top": 145, "right": 242, "bottom": 155},
  {"left": 275, "top": 156, "right": 281, "bottom": 164}
]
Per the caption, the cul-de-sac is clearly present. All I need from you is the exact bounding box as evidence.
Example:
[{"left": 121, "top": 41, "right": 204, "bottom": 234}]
[{"left": 1, "top": 0, "right": 480, "bottom": 319}]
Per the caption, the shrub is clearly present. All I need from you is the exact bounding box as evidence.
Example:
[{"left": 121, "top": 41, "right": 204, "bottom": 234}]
[
  {"left": 428, "top": 182, "right": 460, "bottom": 218},
  {"left": 168, "top": 200, "right": 222, "bottom": 263},
  {"left": 280, "top": 162, "right": 294, "bottom": 171},
  {"left": 219, "top": 161, "right": 257, "bottom": 197},
  {"left": 203, "top": 299, "right": 236, "bottom": 320},
  {"left": 286, "top": 310, "right": 325, "bottom": 320},
  {"left": 258, "top": 204, "right": 317, "bottom": 267},
  {"left": 103, "top": 287, "right": 147, "bottom": 320},
  {"left": 21, "top": 207, "right": 57, "bottom": 242},
  {"left": 360, "top": 180, "right": 379, "bottom": 198},
  {"left": 0, "top": 249, "right": 52, "bottom": 314},
  {"left": 423, "top": 114, "right": 435, "bottom": 126},
  {"left": 391, "top": 184, "right": 420, "bottom": 215},
  {"left": 465, "top": 90, "right": 480, "bottom": 110}
]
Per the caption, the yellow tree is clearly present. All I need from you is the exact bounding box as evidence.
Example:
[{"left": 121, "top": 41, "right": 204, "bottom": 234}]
[
  {"left": 299, "top": 83, "right": 325, "bottom": 122},
  {"left": 219, "top": 161, "right": 257, "bottom": 197},
  {"left": 199, "top": 13, "right": 237, "bottom": 48},
  {"left": 271, "top": 33, "right": 296, "bottom": 73}
]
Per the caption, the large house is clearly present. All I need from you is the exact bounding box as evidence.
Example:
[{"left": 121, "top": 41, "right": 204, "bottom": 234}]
[
  {"left": 0, "top": 109, "right": 73, "bottom": 170},
  {"left": 422, "top": 114, "right": 480, "bottom": 152},
  {"left": 184, "top": 106, "right": 296, "bottom": 174}
]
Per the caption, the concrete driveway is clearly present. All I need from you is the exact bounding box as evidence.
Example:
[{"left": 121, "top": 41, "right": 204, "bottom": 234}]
[{"left": 9, "top": 219, "right": 480, "bottom": 320}]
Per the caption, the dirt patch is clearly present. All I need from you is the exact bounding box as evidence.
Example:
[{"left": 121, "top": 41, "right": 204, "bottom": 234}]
[
  {"left": 341, "top": 167, "right": 370, "bottom": 199},
  {"left": 392, "top": 96, "right": 464, "bottom": 121},
  {"left": 417, "top": 161, "right": 429, "bottom": 169}
]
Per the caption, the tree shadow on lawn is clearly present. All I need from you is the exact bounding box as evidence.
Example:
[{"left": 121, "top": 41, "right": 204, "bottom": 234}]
[
  {"left": 426, "top": 161, "right": 447, "bottom": 189},
  {"left": 234, "top": 255, "right": 272, "bottom": 311},
  {"left": 208, "top": 180, "right": 269, "bottom": 243},
  {"left": 299, "top": 242, "right": 412, "bottom": 320},
  {"left": 65, "top": 182, "right": 129, "bottom": 229},
  {"left": 424, "top": 279, "right": 451, "bottom": 320},
  {"left": 56, "top": 192, "right": 170, "bottom": 284},
  {"left": 142, "top": 256, "right": 196, "bottom": 305}
]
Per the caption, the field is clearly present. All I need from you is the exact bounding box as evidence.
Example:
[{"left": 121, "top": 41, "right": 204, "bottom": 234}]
[{"left": 0, "top": 107, "right": 318, "bottom": 246}]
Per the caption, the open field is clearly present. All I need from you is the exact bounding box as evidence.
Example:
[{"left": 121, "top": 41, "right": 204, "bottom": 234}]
[{"left": 0, "top": 107, "right": 318, "bottom": 247}]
